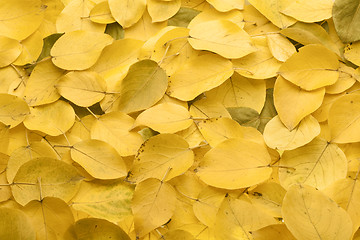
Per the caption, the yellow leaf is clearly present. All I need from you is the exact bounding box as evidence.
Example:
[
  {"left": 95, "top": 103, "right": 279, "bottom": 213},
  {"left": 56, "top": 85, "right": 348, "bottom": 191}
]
[
  {"left": 281, "top": 0, "right": 333, "bottom": 22},
  {"left": 214, "top": 196, "right": 277, "bottom": 240},
  {"left": 150, "top": 27, "right": 198, "bottom": 76},
  {"left": 147, "top": 0, "right": 181, "bottom": 22},
  {"left": 11, "top": 157, "right": 82, "bottom": 206},
  {"left": 167, "top": 53, "right": 233, "bottom": 101},
  {"left": 75, "top": 218, "right": 131, "bottom": 240},
  {"left": 312, "top": 93, "right": 344, "bottom": 122},
  {"left": 189, "top": 98, "right": 232, "bottom": 119},
  {"left": 248, "top": 182, "right": 286, "bottom": 218},
  {"left": 233, "top": 36, "right": 282, "bottom": 79},
  {"left": 324, "top": 178, "right": 360, "bottom": 232},
  {"left": 162, "top": 230, "right": 194, "bottom": 240},
  {"left": 24, "top": 61, "right": 64, "bottom": 106},
  {"left": 113, "top": 59, "right": 167, "bottom": 113},
  {"left": 23, "top": 197, "right": 76, "bottom": 240},
  {"left": 280, "top": 22, "right": 341, "bottom": 56},
  {"left": 0, "top": 153, "right": 11, "bottom": 202},
  {"left": 176, "top": 122, "right": 205, "bottom": 148},
  {"left": 71, "top": 139, "right": 127, "bottom": 179},
  {"left": 279, "top": 137, "right": 347, "bottom": 190},
  {"left": 0, "top": 208, "right": 35, "bottom": 239},
  {"left": 51, "top": 30, "right": 113, "bottom": 70},
  {"left": 89, "top": 1, "right": 115, "bottom": 24},
  {"left": 0, "top": 0, "right": 45, "bottom": 40},
  {"left": 278, "top": 44, "right": 339, "bottom": 91},
  {"left": 125, "top": 10, "right": 167, "bottom": 41},
  {"left": 56, "top": 71, "right": 107, "bottom": 107},
  {"left": 328, "top": 94, "right": 360, "bottom": 143},
  {"left": 206, "top": 72, "right": 266, "bottom": 113},
  {"left": 206, "top": 0, "right": 244, "bottom": 12},
  {"left": 128, "top": 134, "right": 194, "bottom": 183},
  {"left": 23, "top": 100, "right": 75, "bottom": 136},
  {"left": 0, "top": 66, "right": 23, "bottom": 94},
  {"left": 56, "top": 0, "right": 105, "bottom": 33},
  {"left": 132, "top": 178, "right": 177, "bottom": 237},
  {"left": 108, "top": 0, "right": 146, "bottom": 28},
  {"left": 0, "top": 93, "right": 30, "bottom": 128},
  {"left": 326, "top": 63, "right": 358, "bottom": 94},
  {"left": 193, "top": 186, "right": 226, "bottom": 226},
  {"left": 282, "top": 184, "right": 352, "bottom": 240},
  {"left": 71, "top": 180, "right": 134, "bottom": 222},
  {"left": 274, "top": 76, "right": 325, "bottom": 130},
  {"left": 0, "top": 123, "right": 9, "bottom": 155},
  {"left": 188, "top": 8, "right": 245, "bottom": 29},
  {"left": 13, "top": 30, "right": 43, "bottom": 66},
  {"left": 252, "top": 224, "right": 296, "bottom": 240},
  {"left": 197, "top": 138, "right": 272, "bottom": 189},
  {"left": 37, "top": 0, "right": 65, "bottom": 38},
  {"left": 197, "top": 117, "right": 264, "bottom": 147},
  {"left": 344, "top": 41, "right": 360, "bottom": 67},
  {"left": 0, "top": 36, "right": 22, "bottom": 67},
  {"left": 7, "top": 141, "right": 58, "bottom": 183},
  {"left": 188, "top": 20, "right": 256, "bottom": 59},
  {"left": 134, "top": 103, "right": 193, "bottom": 133},
  {"left": 264, "top": 115, "right": 320, "bottom": 151},
  {"left": 266, "top": 33, "right": 296, "bottom": 62},
  {"left": 248, "top": 0, "right": 296, "bottom": 29},
  {"left": 91, "top": 38, "right": 143, "bottom": 73},
  {"left": 91, "top": 111, "right": 143, "bottom": 156}
]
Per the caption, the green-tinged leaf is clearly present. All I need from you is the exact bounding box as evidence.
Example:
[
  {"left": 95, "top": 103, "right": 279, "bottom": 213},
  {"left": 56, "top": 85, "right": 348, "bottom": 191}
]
[
  {"left": 114, "top": 60, "right": 168, "bottom": 113},
  {"left": 168, "top": 7, "right": 200, "bottom": 27},
  {"left": 333, "top": 0, "right": 360, "bottom": 43},
  {"left": 37, "top": 33, "right": 63, "bottom": 61},
  {"left": 75, "top": 218, "right": 131, "bottom": 240},
  {"left": 11, "top": 157, "right": 83, "bottom": 206},
  {"left": 71, "top": 180, "right": 134, "bottom": 222},
  {"left": 105, "top": 22, "right": 124, "bottom": 40},
  {"left": 227, "top": 107, "right": 260, "bottom": 128},
  {"left": 23, "top": 197, "right": 76, "bottom": 240},
  {"left": 0, "top": 208, "right": 35, "bottom": 240}
]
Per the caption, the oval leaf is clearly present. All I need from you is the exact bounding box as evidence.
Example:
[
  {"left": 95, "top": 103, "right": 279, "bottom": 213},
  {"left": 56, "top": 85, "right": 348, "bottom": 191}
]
[
  {"left": 279, "top": 137, "right": 347, "bottom": 190},
  {"left": 71, "top": 139, "right": 128, "bottom": 180},
  {"left": 132, "top": 178, "right": 176, "bottom": 237},
  {"left": 23, "top": 100, "right": 75, "bottom": 136},
  {"left": 128, "top": 134, "right": 194, "bottom": 183},
  {"left": 282, "top": 184, "right": 352, "bottom": 240},
  {"left": 134, "top": 103, "right": 193, "bottom": 133},
  {"left": 278, "top": 44, "right": 339, "bottom": 91},
  {"left": 0, "top": 93, "right": 30, "bottom": 128},
  {"left": 189, "top": 20, "right": 256, "bottom": 59},
  {"left": 328, "top": 94, "right": 360, "bottom": 143},
  {"left": 51, "top": 30, "right": 113, "bottom": 70},
  {"left": 11, "top": 157, "right": 83, "bottom": 206},
  {"left": 197, "top": 138, "right": 272, "bottom": 189},
  {"left": 56, "top": 71, "right": 107, "bottom": 107}
]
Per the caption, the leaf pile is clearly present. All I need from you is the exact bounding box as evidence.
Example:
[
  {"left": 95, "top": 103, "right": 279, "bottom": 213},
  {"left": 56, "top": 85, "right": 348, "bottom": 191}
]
[{"left": 1, "top": 0, "right": 360, "bottom": 239}]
